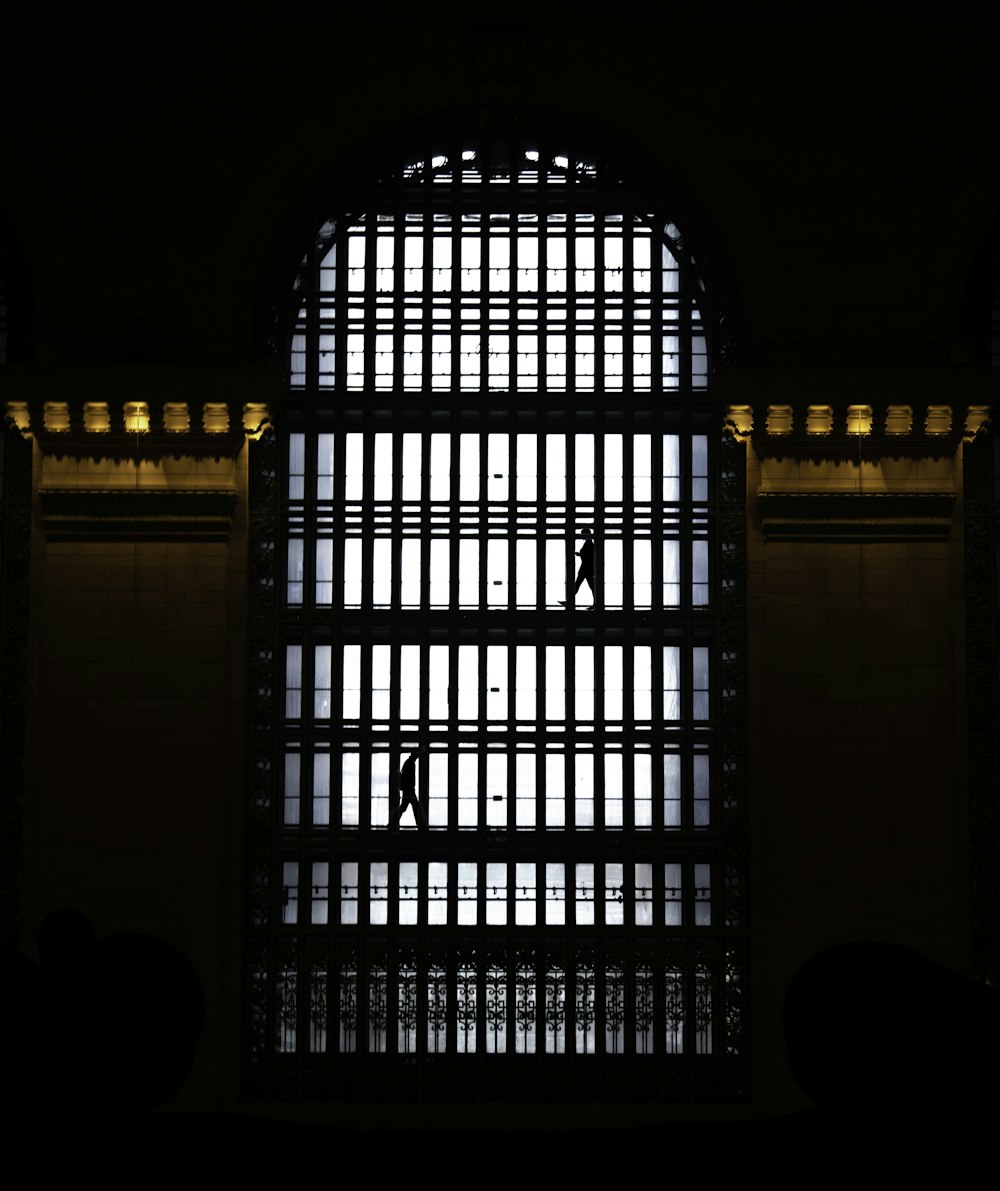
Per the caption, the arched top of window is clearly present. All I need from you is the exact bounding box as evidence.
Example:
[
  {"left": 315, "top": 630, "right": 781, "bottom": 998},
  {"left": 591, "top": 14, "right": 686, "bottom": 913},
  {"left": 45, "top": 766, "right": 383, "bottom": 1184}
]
[{"left": 261, "top": 114, "right": 741, "bottom": 393}]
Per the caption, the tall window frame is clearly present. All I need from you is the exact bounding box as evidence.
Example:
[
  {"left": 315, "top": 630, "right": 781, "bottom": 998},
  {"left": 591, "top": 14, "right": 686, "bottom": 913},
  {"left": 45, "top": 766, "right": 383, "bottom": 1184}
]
[{"left": 246, "top": 116, "right": 748, "bottom": 1102}]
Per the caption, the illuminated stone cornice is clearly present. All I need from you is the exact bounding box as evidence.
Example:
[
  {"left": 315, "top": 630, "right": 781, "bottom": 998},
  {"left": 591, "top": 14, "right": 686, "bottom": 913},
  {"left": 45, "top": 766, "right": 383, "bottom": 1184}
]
[
  {"left": 2, "top": 364, "right": 279, "bottom": 459},
  {"left": 716, "top": 369, "right": 994, "bottom": 540},
  {"left": 718, "top": 365, "right": 994, "bottom": 459}
]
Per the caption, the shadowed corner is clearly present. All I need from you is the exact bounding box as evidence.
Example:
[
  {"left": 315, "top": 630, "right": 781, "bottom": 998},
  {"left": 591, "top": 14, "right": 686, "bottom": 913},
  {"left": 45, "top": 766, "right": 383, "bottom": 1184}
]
[
  {"left": 783, "top": 940, "right": 1000, "bottom": 1121},
  {"left": 0, "top": 908, "right": 205, "bottom": 1124}
]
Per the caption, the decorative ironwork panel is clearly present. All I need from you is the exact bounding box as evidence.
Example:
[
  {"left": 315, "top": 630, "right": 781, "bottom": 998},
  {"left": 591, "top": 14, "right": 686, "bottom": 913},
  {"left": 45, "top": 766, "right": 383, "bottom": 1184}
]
[
  {"left": 397, "top": 949, "right": 418, "bottom": 1056},
  {"left": 485, "top": 950, "right": 508, "bottom": 1055},
  {"left": 515, "top": 950, "right": 537, "bottom": 1054},
  {"left": 337, "top": 944, "right": 359, "bottom": 1054},
  {"left": 426, "top": 952, "right": 448, "bottom": 1054},
  {"left": 544, "top": 945, "right": 568, "bottom": 1056},
  {"left": 456, "top": 950, "right": 478, "bottom": 1054},
  {"left": 604, "top": 955, "right": 626, "bottom": 1055},
  {"left": 367, "top": 944, "right": 388, "bottom": 1055},
  {"left": 635, "top": 950, "right": 656, "bottom": 1056}
]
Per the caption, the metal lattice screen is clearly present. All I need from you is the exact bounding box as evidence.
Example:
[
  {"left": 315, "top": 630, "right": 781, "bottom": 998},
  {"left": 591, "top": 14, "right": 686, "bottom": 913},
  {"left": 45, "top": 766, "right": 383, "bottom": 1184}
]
[{"left": 246, "top": 127, "right": 747, "bottom": 1102}]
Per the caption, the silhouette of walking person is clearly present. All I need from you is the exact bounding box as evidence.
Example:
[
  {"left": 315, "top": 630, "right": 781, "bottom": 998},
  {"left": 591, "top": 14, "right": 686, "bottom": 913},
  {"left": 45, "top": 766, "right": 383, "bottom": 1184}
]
[
  {"left": 389, "top": 751, "right": 427, "bottom": 830},
  {"left": 569, "top": 528, "right": 597, "bottom": 605}
]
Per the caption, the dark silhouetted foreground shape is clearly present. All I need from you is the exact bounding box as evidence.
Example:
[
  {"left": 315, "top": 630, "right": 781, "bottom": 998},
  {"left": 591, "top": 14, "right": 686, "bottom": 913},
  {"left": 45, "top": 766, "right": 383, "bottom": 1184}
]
[
  {"left": 0, "top": 908, "right": 204, "bottom": 1117},
  {"left": 389, "top": 750, "right": 427, "bottom": 830},
  {"left": 572, "top": 529, "right": 597, "bottom": 604},
  {"left": 783, "top": 941, "right": 1000, "bottom": 1113}
]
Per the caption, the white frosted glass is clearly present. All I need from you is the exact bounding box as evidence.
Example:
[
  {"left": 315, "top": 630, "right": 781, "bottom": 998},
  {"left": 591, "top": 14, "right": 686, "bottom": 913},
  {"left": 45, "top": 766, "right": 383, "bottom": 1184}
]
[
  {"left": 546, "top": 863, "right": 566, "bottom": 925},
  {"left": 285, "top": 645, "right": 302, "bottom": 718},
  {"left": 343, "top": 539, "right": 362, "bottom": 607},
  {"left": 635, "top": 863, "right": 653, "bottom": 926},
  {"left": 283, "top": 752, "right": 300, "bottom": 826},
  {"left": 370, "top": 860, "right": 389, "bottom": 923},
  {"left": 458, "top": 753, "right": 478, "bottom": 827},
  {"left": 342, "top": 645, "right": 360, "bottom": 719},
  {"left": 545, "top": 434, "right": 566, "bottom": 501},
  {"left": 634, "top": 754, "right": 652, "bottom": 828},
  {"left": 372, "top": 539, "right": 391, "bottom": 607},
  {"left": 427, "top": 753, "right": 448, "bottom": 828},
  {"left": 401, "top": 433, "right": 421, "bottom": 501},
  {"left": 633, "top": 435, "right": 651, "bottom": 501},
  {"left": 287, "top": 539, "right": 303, "bottom": 605},
  {"left": 341, "top": 753, "right": 360, "bottom": 826},
  {"left": 486, "top": 645, "right": 507, "bottom": 720},
  {"left": 428, "top": 861, "right": 448, "bottom": 925},
  {"left": 373, "top": 433, "right": 392, "bottom": 500},
  {"left": 370, "top": 758, "right": 390, "bottom": 829},
  {"left": 516, "top": 539, "right": 537, "bottom": 608},
  {"left": 604, "top": 753, "right": 623, "bottom": 829},
  {"left": 605, "top": 862, "right": 624, "bottom": 926},
  {"left": 315, "top": 540, "right": 332, "bottom": 605},
  {"left": 516, "top": 647, "right": 538, "bottom": 719},
  {"left": 516, "top": 433, "right": 537, "bottom": 500},
  {"left": 604, "top": 541, "right": 623, "bottom": 608},
  {"left": 400, "top": 539, "right": 420, "bottom": 608},
  {"left": 634, "top": 646, "right": 652, "bottom": 720},
  {"left": 664, "top": 754, "right": 681, "bottom": 828},
  {"left": 487, "top": 539, "right": 507, "bottom": 607},
  {"left": 429, "top": 433, "right": 450, "bottom": 500},
  {"left": 344, "top": 433, "right": 364, "bottom": 500},
  {"left": 516, "top": 752, "right": 536, "bottom": 828},
  {"left": 604, "top": 645, "right": 623, "bottom": 720},
  {"left": 486, "top": 862, "right": 506, "bottom": 925},
  {"left": 457, "top": 861, "right": 477, "bottom": 925},
  {"left": 312, "top": 753, "right": 330, "bottom": 827},
  {"left": 546, "top": 754, "right": 565, "bottom": 828},
  {"left": 399, "top": 861, "right": 418, "bottom": 925},
  {"left": 575, "top": 645, "right": 594, "bottom": 720},
  {"left": 575, "top": 434, "right": 594, "bottom": 501},
  {"left": 663, "top": 646, "right": 680, "bottom": 720},
  {"left": 371, "top": 645, "right": 390, "bottom": 720},
  {"left": 576, "top": 863, "right": 595, "bottom": 926},
  {"left": 487, "top": 753, "right": 507, "bottom": 827},
  {"left": 604, "top": 434, "right": 623, "bottom": 501},
  {"left": 399, "top": 645, "right": 420, "bottom": 720},
  {"left": 316, "top": 434, "right": 334, "bottom": 500},
  {"left": 458, "top": 646, "right": 478, "bottom": 719},
  {"left": 545, "top": 646, "right": 565, "bottom": 720},
  {"left": 515, "top": 862, "right": 535, "bottom": 925},
  {"left": 429, "top": 539, "right": 450, "bottom": 607},
  {"left": 313, "top": 645, "right": 331, "bottom": 719},
  {"left": 575, "top": 754, "right": 594, "bottom": 828},
  {"left": 341, "top": 862, "right": 358, "bottom": 925}
]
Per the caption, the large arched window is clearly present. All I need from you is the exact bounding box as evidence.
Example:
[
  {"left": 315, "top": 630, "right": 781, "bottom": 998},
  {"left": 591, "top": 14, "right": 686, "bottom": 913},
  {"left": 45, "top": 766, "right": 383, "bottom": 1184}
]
[{"left": 247, "top": 118, "right": 747, "bottom": 1102}]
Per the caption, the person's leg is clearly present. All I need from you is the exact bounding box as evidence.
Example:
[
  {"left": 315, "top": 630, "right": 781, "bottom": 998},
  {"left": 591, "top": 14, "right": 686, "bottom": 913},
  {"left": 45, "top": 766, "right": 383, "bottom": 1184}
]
[{"left": 397, "top": 792, "right": 414, "bottom": 826}]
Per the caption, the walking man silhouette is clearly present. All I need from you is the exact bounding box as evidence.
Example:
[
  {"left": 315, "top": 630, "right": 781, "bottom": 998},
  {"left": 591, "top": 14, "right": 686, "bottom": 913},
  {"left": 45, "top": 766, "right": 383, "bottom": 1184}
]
[
  {"left": 389, "top": 751, "right": 427, "bottom": 830},
  {"left": 570, "top": 528, "right": 597, "bottom": 605}
]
